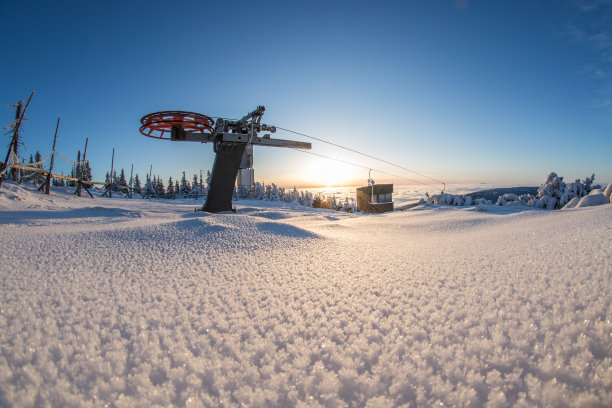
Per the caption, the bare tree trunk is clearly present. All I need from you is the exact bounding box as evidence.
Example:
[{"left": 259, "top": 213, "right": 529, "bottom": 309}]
[
  {"left": 1, "top": 91, "right": 34, "bottom": 188},
  {"left": 40, "top": 118, "right": 60, "bottom": 194}
]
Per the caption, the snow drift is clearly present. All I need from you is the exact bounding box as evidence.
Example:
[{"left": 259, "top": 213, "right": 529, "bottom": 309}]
[{"left": 0, "top": 182, "right": 611, "bottom": 407}]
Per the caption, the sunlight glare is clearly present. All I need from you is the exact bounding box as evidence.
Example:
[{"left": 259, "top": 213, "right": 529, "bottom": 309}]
[{"left": 304, "top": 158, "right": 358, "bottom": 187}]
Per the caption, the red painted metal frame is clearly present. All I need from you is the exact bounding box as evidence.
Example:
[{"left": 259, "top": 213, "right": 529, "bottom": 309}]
[{"left": 139, "top": 111, "right": 214, "bottom": 139}]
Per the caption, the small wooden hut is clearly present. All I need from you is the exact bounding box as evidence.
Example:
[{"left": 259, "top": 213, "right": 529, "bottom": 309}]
[{"left": 356, "top": 184, "right": 394, "bottom": 213}]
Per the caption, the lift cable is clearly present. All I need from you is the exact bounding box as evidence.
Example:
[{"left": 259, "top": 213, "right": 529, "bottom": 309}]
[
  {"left": 213, "top": 117, "right": 446, "bottom": 192},
  {"left": 276, "top": 126, "right": 445, "bottom": 192},
  {"left": 291, "top": 148, "right": 441, "bottom": 191}
]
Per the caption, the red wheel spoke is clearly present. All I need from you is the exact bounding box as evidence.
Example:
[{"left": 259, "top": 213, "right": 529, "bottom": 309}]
[{"left": 139, "top": 111, "right": 214, "bottom": 139}]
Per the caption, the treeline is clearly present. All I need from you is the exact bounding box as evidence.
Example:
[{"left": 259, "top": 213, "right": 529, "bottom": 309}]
[
  {"left": 138, "top": 171, "right": 208, "bottom": 199},
  {"left": 50, "top": 165, "right": 359, "bottom": 212},
  {"left": 235, "top": 182, "right": 314, "bottom": 206},
  {"left": 235, "top": 182, "right": 358, "bottom": 212}
]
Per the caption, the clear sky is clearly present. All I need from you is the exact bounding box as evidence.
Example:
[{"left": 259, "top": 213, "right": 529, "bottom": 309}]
[{"left": 1, "top": 0, "right": 611, "bottom": 191}]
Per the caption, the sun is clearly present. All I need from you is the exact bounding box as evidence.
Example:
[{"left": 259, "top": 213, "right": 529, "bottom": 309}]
[{"left": 304, "top": 158, "right": 357, "bottom": 187}]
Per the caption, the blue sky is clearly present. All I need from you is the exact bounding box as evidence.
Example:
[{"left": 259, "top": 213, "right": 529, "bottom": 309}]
[{"left": 1, "top": 0, "right": 611, "bottom": 190}]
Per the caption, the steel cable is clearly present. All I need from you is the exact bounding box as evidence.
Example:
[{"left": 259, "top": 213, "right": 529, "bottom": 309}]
[{"left": 277, "top": 126, "right": 445, "bottom": 191}]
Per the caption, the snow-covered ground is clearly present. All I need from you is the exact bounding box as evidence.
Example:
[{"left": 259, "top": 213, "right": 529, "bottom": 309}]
[{"left": 0, "top": 182, "right": 610, "bottom": 407}]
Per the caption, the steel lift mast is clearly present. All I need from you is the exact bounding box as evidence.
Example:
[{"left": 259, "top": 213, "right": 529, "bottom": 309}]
[{"left": 139, "top": 106, "right": 311, "bottom": 212}]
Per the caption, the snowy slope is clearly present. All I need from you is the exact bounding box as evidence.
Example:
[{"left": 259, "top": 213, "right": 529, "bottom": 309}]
[{"left": 0, "top": 182, "right": 611, "bottom": 407}]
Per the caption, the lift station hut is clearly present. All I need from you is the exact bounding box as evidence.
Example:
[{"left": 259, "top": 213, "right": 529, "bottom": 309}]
[{"left": 356, "top": 183, "right": 394, "bottom": 213}]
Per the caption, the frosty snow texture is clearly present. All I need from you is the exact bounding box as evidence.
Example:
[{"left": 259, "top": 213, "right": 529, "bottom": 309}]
[{"left": 0, "top": 182, "right": 611, "bottom": 407}]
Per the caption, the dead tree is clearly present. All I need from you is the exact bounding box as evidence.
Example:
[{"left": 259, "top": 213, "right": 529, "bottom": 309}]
[
  {"left": 1, "top": 91, "right": 34, "bottom": 187},
  {"left": 39, "top": 118, "right": 60, "bottom": 195}
]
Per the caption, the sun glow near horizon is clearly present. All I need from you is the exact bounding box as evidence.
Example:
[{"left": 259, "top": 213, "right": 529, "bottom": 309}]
[{"left": 301, "top": 157, "right": 364, "bottom": 187}]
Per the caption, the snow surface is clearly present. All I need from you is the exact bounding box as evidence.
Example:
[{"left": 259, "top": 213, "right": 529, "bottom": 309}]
[{"left": 0, "top": 182, "right": 611, "bottom": 407}]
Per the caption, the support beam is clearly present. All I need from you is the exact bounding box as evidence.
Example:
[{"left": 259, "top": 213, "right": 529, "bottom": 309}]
[
  {"left": 202, "top": 143, "right": 246, "bottom": 213},
  {"left": 170, "top": 132, "right": 311, "bottom": 149}
]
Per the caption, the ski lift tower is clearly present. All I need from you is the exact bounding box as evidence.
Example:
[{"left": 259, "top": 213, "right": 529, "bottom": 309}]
[{"left": 140, "top": 106, "right": 311, "bottom": 212}]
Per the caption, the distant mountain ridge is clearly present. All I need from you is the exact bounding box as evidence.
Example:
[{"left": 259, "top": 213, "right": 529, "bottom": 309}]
[{"left": 465, "top": 187, "right": 538, "bottom": 202}]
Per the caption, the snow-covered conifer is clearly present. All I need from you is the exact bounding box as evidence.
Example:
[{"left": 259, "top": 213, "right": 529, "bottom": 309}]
[
  {"left": 289, "top": 187, "right": 300, "bottom": 203},
  {"left": 302, "top": 191, "right": 314, "bottom": 207},
  {"left": 270, "top": 183, "right": 280, "bottom": 201},
  {"left": 83, "top": 160, "right": 92, "bottom": 183},
  {"left": 156, "top": 176, "right": 166, "bottom": 197},
  {"left": 189, "top": 174, "right": 206, "bottom": 198},
  {"left": 133, "top": 174, "right": 142, "bottom": 196},
  {"left": 179, "top": 172, "right": 191, "bottom": 198},
  {"left": 166, "top": 176, "right": 175, "bottom": 199},
  {"left": 205, "top": 171, "right": 211, "bottom": 194},
  {"left": 142, "top": 175, "right": 156, "bottom": 199},
  {"left": 119, "top": 169, "right": 127, "bottom": 189},
  {"left": 253, "top": 182, "right": 265, "bottom": 200}
]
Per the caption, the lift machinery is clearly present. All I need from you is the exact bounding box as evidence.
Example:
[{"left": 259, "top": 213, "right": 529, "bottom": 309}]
[{"left": 139, "top": 106, "right": 311, "bottom": 212}]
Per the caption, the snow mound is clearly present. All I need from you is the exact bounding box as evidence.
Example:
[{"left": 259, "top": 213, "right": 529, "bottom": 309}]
[
  {"left": 575, "top": 193, "right": 609, "bottom": 208},
  {"left": 562, "top": 196, "right": 581, "bottom": 209},
  {"left": 256, "top": 221, "right": 320, "bottom": 238},
  {"left": 603, "top": 183, "right": 612, "bottom": 201}
]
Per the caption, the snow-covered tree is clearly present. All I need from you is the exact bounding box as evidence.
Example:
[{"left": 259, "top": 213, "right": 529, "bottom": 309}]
[
  {"left": 52, "top": 176, "right": 65, "bottom": 187},
  {"left": 22, "top": 154, "right": 35, "bottom": 183},
  {"left": 250, "top": 182, "right": 264, "bottom": 200},
  {"left": 31, "top": 151, "right": 45, "bottom": 185},
  {"left": 189, "top": 180, "right": 206, "bottom": 199},
  {"left": 166, "top": 176, "right": 175, "bottom": 199},
  {"left": 312, "top": 193, "right": 332, "bottom": 209},
  {"left": 118, "top": 169, "right": 128, "bottom": 189},
  {"left": 179, "top": 171, "right": 191, "bottom": 198},
  {"left": 155, "top": 176, "right": 166, "bottom": 197},
  {"left": 142, "top": 175, "right": 156, "bottom": 199},
  {"left": 133, "top": 174, "right": 142, "bottom": 196},
  {"left": 205, "top": 170, "right": 211, "bottom": 195},
  {"left": 301, "top": 191, "right": 313, "bottom": 207},
  {"left": 84, "top": 160, "right": 92, "bottom": 183},
  {"left": 342, "top": 197, "right": 357, "bottom": 212},
  {"left": 531, "top": 172, "right": 596, "bottom": 209}
]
